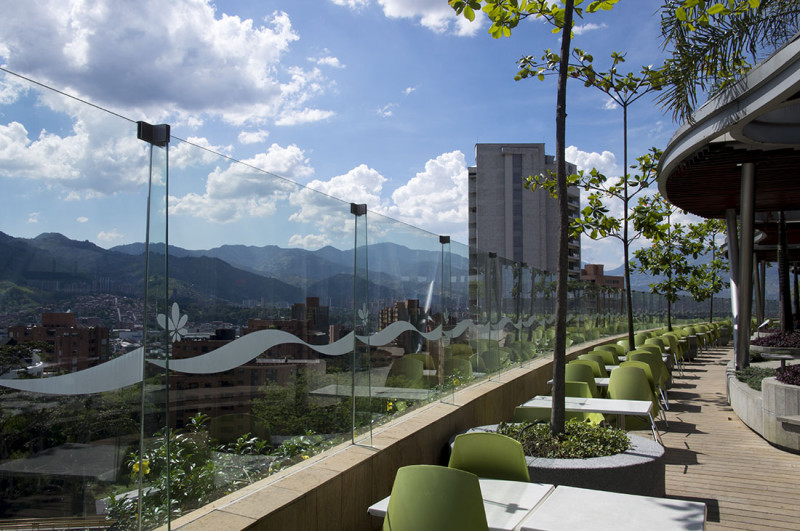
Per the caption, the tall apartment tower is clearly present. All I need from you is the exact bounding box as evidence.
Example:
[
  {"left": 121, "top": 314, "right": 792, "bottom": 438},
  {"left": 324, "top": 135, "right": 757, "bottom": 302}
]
[{"left": 468, "top": 143, "right": 581, "bottom": 279}]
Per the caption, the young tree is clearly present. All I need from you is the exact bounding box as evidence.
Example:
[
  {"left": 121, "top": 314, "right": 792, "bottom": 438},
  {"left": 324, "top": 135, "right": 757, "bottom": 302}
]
[
  {"left": 659, "top": 0, "right": 800, "bottom": 122},
  {"left": 449, "top": 0, "right": 618, "bottom": 434},
  {"left": 527, "top": 147, "right": 664, "bottom": 348},
  {"left": 631, "top": 194, "right": 701, "bottom": 331},
  {"left": 685, "top": 218, "right": 730, "bottom": 323}
]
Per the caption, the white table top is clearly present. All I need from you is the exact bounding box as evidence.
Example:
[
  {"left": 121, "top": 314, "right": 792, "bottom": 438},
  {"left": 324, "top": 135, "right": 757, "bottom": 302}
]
[
  {"left": 548, "top": 378, "right": 609, "bottom": 387},
  {"left": 521, "top": 395, "right": 654, "bottom": 416},
  {"left": 519, "top": 485, "right": 705, "bottom": 530},
  {"left": 617, "top": 353, "right": 669, "bottom": 363},
  {"left": 368, "top": 477, "right": 555, "bottom": 531}
]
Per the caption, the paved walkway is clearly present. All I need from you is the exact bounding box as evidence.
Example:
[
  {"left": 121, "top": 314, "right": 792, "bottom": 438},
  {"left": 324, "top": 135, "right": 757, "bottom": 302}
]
[{"left": 647, "top": 344, "right": 800, "bottom": 530}]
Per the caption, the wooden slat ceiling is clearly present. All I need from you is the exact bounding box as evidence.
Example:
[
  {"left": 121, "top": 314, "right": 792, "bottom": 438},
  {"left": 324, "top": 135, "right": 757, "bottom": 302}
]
[{"left": 664, "top": 144, "right": 800, "bottom": 220}]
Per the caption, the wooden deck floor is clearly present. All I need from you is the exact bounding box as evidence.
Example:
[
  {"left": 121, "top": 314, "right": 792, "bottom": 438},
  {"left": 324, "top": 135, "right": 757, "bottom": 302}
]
[{"left": 645, "top": 344, "right": 800, "bottom": 530}]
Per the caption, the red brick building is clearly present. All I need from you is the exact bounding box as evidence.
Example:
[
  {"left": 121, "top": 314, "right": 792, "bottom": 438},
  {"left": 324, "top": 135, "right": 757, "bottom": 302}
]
[
  {"left": 580, "top": 264, "right": 624, "bottom": 289},
  {"left": 8, "top": 312, "right": 110, "bottom": 373}
]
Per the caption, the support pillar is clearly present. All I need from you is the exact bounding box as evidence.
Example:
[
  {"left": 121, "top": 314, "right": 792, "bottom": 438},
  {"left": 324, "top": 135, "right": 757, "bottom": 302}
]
[
  {"left": 754, "top": 254, "right": 764, "bottom": 325},
  {"left": 726, "top": 208, "right": 740, "bottom": 362},
  {"left": 737, "top": 163, "right": 756, "bottom": 370}
]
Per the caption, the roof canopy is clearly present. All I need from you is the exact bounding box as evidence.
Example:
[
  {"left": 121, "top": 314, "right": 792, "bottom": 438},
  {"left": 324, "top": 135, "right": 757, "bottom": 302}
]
[{"left": 658, "top": 34, "right": 800, "bottom": 221}]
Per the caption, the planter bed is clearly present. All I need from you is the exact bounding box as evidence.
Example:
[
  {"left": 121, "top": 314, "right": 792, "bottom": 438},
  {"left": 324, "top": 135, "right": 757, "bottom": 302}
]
[
  {"left": 451, "top": 425, "right": 665, "bottom": 497},
  {"left": 727, "top": 361, "right": 800, "bottom": 452}
]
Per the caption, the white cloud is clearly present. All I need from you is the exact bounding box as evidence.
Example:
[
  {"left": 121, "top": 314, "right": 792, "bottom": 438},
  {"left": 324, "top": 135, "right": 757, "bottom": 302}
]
[
  {"left": 287, "top": 164, "right": 386, "bottom": 243},
  {"left": 565, "top": 146, "right": 618, "bottom": 176},
  {"left": 603, "top": 98, "right": 618, "bottom": 110},
  {"left": 0, "top": 109, "right": 149, "bottom": 198},
  {"left": 0, "top": 1, "right": 334, "bottom": 127},
  {"left": 238, "top": 130, "right": 270, "bottom": 145},
  {"left": 312, "top": 55, "right": 345, "bottom": 68},
  {"left": 404, "top": 87, "right": 417, "bottom": 95},
  {"left": 169, "top": 143, "right": 312, "bottom": 223},
  {"left": 573, "top": 22, "right": 607, "bottom": 35},
  {"left": 288, "top": 233, "right": 331, "bottom": 249},
  {"left": 331, "top": 0, "right": 481, "bottom": 35},
  {"left": 377, "top": 150, "right": 468, "bottom": 241},
  {"left": 77, "top": 216, "right": 88, "bottom": 223},
  {"left": 171, "top": 136, "right": 232, "bottom": 169},
  {"left": 97, "top": 229, "right": 124, "bottom": 244},
  {"left": 286, "top": 151, "right": 470, "bottom": 246},
  {"left": 377, "top": 103, "right": 396, "bottom": 117},
  {"left": 275, "top": 108, "right": 335, "bottom": 126},
  {"left": 329, "top": 0, "right": 370, "bottom": 8},
  {"left": 649, "top": 120, "right": 665, "bottom": 136},
  {"left": 27, "top": 212, "right": 39, "bottom": 224}
]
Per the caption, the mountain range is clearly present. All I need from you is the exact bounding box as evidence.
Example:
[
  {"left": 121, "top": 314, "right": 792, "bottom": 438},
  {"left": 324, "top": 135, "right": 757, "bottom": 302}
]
[{"left": 0, "top": 232, "right": 469, "bottom": 311}]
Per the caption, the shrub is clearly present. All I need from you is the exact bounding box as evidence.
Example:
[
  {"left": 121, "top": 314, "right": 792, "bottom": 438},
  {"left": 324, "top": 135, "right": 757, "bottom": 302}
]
[
  {"left": 751, "top": 330, "right": 800, "bottom": 348},
  {"left": 776, "top": 364, "right": 800, "bottom": 387},
  {"left": 736, "top": 366, "right": 777, "bottom": 391},
  {"left": 497, "top": 419, "right": 630, "bottom": 459}
]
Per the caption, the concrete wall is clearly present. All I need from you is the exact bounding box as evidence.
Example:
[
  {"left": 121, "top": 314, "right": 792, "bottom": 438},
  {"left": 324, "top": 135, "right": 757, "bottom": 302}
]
[{"left": 727, "top": 363, "right": 800, "bottom": 452}]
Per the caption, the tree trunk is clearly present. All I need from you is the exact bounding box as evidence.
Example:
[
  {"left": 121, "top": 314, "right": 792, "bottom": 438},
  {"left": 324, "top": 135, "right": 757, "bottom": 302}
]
[
  {"left": 550, "top": 0, "right": 575, "bottom": 436},
  {"left": 622, "top": 105, "right": 635, "bottom": 350}
]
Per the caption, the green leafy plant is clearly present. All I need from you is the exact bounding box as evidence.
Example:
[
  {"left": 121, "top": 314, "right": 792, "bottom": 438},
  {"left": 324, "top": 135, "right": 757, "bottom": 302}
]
[
  {"left": 736, "top": 366, "right": 777, "bottom": 391},
  {"left": 497, "top": 419, "right": 630, "bottom": 458},
  {"left": 776, "top": 364, "right": 800, "bottom": 387}
]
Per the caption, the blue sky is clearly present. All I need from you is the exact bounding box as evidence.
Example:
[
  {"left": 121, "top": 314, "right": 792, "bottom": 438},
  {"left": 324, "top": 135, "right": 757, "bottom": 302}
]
[{"left": 0, "top": 0, "right": 684, "bottom": 268}]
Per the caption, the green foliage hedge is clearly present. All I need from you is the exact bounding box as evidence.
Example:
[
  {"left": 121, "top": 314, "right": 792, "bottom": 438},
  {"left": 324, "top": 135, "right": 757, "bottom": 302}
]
[
  {"left": 736, "top": 366, "right": 777, "bottom": 391},
  {"left": 497, "top": 419, "right": 631, "bottom": 459}
]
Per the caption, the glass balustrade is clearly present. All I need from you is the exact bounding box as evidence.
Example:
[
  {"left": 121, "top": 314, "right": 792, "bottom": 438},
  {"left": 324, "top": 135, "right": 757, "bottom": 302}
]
[{"left": 0, "top": 69, "right": 736, "bottom": 529}]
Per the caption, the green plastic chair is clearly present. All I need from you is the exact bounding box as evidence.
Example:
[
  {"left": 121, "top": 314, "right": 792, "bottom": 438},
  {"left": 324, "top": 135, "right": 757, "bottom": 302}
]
[
  {"left": 620, "top": 360, "right": 669, "bottom": 417},
  {"left": 383, "top": 465, "right": 489, "bottom": 531},
  {"left": 447, "top": 343, "right": 473, "bottom": 358},
  {"left": 636, "top": 344, "right": 670, "bottom": 374},
  {"left": 386, "top": 357, "right": 424, "bottom": 388},
  {"left": 574, "top": 356, "right": 608, "bottom": 378},
  {"left": 616, "top": 339, "right": 633, "bottom": 353},
  {"left": 405, "top": 353, "right": 436, "bottom": 370},
  {"left": 565, "top": 362, "right": 601, "bottom": 398},
  {"left": 478, "top": 349, "right": 502, "bottom": 373},
  {"left": 628, "top": 350, "right": 669, "bottom": 391},
  {"left": 596, "top": 344, "right": 625, "bottom": 361},
  {"left": 565, "top": 381, "right": 606, "bottom": 425},
  {"left": 644, "top": 336, "right": 668, "bottom": 354},
  {"left": 448, "top": 432, "right": 530, "bottom": 482},
  {"left": 607, "top": 366, "right": 660, "bottom": 440},
  {"left": 444, "top": 356, "right": 474, "bottom": 380},
  {"left": 634, "top": 333, "right": 651, "bottom": 347},
  {"left": 660, "top": 333, "right": 685, "bottom": 374},
  {"left": 589, "top": 348, "right": 619, "bottom": 366}
]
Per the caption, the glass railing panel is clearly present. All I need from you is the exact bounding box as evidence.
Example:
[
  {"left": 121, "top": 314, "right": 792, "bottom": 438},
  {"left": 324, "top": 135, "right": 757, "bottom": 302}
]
[
  {"left": 0, "top": 71, "right": 149, "bottom": 527},
  {"left": 358, "top": 211, "right": 445, "bottom": 422},
  {"left": 155, "top": 139, "right": 359, "bottom": 524},
  {"left": 442, "top": 239, "right": 474, "bottom": 403}
]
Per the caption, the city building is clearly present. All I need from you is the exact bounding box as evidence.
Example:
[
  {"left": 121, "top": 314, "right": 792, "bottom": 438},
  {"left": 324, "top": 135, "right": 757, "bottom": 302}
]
[
  {"left": 379, "top": 299, "right": 422, "bottom": 353},
  {"left": 468, "top": 143, "right": 581, "bottom": 280},
  {"left": 169, "top": 328, "right": 325, "bottom": 435},
  {"left": 581, "top": 264, "right": 625, "bottom": 289},
  {"left": 7, "top": 312, "right": 110, "bottom": 373},
  {"left": 291, "top": 296, "right": 330, "bottom": 344}
]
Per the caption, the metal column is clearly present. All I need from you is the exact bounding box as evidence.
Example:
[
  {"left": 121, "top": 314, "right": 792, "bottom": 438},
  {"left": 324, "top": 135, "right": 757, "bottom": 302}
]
[
  {"left": 736, "top": 163, "right": 756, "bottom": 370},
  {"left": 726, "top": 208, "right": 740, "bottom": 362}
]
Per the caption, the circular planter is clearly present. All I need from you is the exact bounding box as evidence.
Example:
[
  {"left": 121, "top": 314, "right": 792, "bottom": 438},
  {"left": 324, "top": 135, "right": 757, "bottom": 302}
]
[
  {"left": 761, "top": 377, "right": 800, "bottom": 452},
  {"left": 750, "top": 344, "right": 800, "bottom": 357},
  {"left": 452, "top": 425, "right": 665, "bottom": 497}
]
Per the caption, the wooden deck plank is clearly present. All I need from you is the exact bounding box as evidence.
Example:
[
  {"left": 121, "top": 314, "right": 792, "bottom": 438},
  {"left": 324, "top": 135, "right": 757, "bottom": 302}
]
[{"left": 631, "top": 344, "right": 800, "bottom": 530}]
